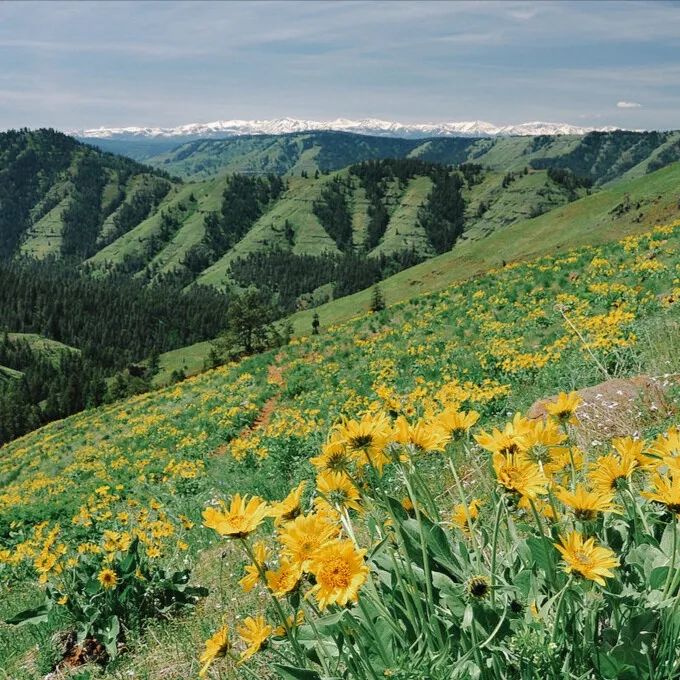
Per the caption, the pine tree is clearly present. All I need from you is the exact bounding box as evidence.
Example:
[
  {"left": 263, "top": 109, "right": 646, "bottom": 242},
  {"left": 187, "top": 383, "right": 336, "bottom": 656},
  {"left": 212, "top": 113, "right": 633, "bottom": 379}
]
[{"left": 370, "top": 285, "right": 386, "bottom": 312}]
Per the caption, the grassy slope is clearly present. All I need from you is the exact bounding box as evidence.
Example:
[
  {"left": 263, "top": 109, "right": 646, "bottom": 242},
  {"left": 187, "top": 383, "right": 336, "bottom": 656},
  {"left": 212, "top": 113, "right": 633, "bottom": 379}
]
[
  {"left": 150, "top": 180, "right": 226, "bottom": 275},
  {"left": 19, "top": 195, "right": 70, "bottom": 259},
  {"left": 145, "top": 133, "right": 595, "bottom": 181},
  {"left": 0, "top": 365, "right": 23, "bottom": 382},
  {"left": 6, "top": 333, "right": 79, "bottom": 359},
  {"left": 148, "top": 136, "right": 306, "bottom": 180},
  {"left": 86, "top": 181, "right": 219, "bottom": 271},
  {"left": 194, "top": 175, "right": 341, "bottom": 290},
  {"left": 288, "top": 160, "right": 680, "bottom": 330},
  {"left": 370, "top": 175, "right": 433, "bottom": 257},
  {"left": 0, "top": 334, "right": 77, "bottom": 384},
  {"left": 611, "top": 130, "right": 680, "bottom": 184},
  {"left": 97, "top": 174, "right": 163, "bottom": 244},
  {"left": 154, "top": 161, "right": 680, "bottom": 382},
  {"left": 462, "top": 169, "right": 586, "bottom": 240}
]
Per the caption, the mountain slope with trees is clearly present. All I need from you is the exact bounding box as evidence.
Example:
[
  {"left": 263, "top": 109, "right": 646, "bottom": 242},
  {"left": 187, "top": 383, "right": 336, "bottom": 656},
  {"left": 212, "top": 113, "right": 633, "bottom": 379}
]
[
  {"left": 107, "top": 129, "right": 680, "bottom": 183},
  {"left": 1, "top": 127, "right": 679, "bottom": 444}
]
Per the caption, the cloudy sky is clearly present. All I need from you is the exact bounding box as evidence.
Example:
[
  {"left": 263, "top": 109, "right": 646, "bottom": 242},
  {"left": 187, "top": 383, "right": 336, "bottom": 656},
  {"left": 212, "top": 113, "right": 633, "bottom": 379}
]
[{"left": 1, "top": 0, "right": 678, "bottom": 130}]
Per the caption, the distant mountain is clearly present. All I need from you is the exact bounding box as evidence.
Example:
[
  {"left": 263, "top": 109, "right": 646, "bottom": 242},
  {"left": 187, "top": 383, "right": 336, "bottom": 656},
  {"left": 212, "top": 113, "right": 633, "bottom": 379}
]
[
  {"left": 71, "top": 117, "right": 622, "bottom": 141},
  {"left": 133, "top": 129, "right": 680, "bottom": 185}
]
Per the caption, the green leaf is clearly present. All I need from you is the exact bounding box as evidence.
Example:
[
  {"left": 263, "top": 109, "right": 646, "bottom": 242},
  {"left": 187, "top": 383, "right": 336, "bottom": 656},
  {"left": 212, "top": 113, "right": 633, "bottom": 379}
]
[
  {"left": 525, "top": 536, "right": 557, "bottom": 576},
  {"left": 462, "top": 604, "right": 474, "bottom": 629},
  {"left": 5, "top": 603, "right": 50, "bottom": 626},
  {"left": 273, "top": 666, "right": 322, "bottom": 680},
  {"left": 315, "top": 609, "right": 352, "bottom": 634},
  {"left": 649, "top": 566, "right": 668, "bottom": 590},
  {"left": 596, "top": 653, "right": 632, "bottom": 680},
  {"left": 99, "top": 614, "right": 120, "bottom": 660},
  {"left": 402, "top": 515, "right": 461, "bottom": 577},
  {"left": 625, "top": 611, "right": 658, "bottom": 643},
  {"left": 512, "top": 569, "right": 532, "bottom": 597}
]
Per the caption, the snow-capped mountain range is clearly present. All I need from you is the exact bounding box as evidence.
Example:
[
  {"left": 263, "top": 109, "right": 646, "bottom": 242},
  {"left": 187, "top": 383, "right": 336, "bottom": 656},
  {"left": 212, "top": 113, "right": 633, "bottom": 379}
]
[{"left": 72, "top": 117, "right": 622, "bottom": 140}]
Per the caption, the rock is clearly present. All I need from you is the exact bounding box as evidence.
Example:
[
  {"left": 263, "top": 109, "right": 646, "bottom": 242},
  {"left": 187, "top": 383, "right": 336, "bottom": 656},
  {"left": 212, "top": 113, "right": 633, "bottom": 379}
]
[{"left": 528, "top": 374, "right": 676, "bottom": 443}]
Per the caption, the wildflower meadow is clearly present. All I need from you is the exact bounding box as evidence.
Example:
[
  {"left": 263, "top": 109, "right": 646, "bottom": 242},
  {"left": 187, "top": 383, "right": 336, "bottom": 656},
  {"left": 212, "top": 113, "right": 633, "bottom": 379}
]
[{"left": 1, "top": 221, "right": 679, "bottom": 679}]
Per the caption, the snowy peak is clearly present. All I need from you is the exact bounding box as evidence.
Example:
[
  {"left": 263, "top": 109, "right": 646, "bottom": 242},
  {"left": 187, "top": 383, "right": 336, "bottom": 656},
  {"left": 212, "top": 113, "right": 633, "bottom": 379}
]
[{"left": 72, "top": 118, "right": 622, "bottom": 141}]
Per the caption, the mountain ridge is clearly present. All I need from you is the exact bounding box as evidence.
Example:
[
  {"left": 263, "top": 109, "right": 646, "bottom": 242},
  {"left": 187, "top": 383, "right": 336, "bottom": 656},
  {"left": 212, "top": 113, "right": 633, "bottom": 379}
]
[{"left": 71, "top": 117, "right": 626, "bottom": 140}]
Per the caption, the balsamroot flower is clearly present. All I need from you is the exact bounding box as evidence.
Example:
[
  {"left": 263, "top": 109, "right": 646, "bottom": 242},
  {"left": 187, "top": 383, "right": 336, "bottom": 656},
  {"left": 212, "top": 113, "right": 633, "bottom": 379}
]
[
  {"left": 315, "top": 470, "right": 362, "bottom": 514},
  {"left": 239, "top": 540, "right": 269, "bottom": 593},
  {"left": 199, "top": 626, "right": 230, "bottom": 678},
  {"left": 333, "top": 412, "right": 392, "bottom": 472},
  {"left": 555, "top": 484, "right": 618, "bottom": 520},
  {"left": 97, "top": 567, "right": 117, "bottom": 590},
  {"left": 310, "top": 436, "right": 355, "bottom": 475},
  {"left": 545, "top": 391, "right": 582, "bottom": 425},
  {"left": 588, "top": 452, "right": 638, "bottom": 494},
  {"left": 465, "top": 575, "right": 491, "bottom": 599},
  {"left": 643, "top": 472, "right": 680, "bottom": 514},
  {"left": 203, "top": 494, "right": 269, "bottom": 539},
  {"left": 265, "top": 559, "right": 302, "bottom": 597},
  {"left": 269, "top": 481, "right": 306, "bottom": 526},
  {"left": 452, "top": 498, "right": 482, "bottom": 534},
  {"left": 475, "top": 415, "right": 531, "bottom": 456},
  {"left": 437, "top": 407, "right": 480, "bottom": 441},
  {"left": 393, "top": 416, "right": 448, "bottom": 453},
  {"left": 308, "top": 539, "right": 369, "bottom": 609},
  {"left": 238, "top": 615, "right": 272, "bottom": 661},
  {"left": 278, "top": 513, "right": 339, "bottom": 571},
  {"left": 555, "top": 531, "right": 618, "bottom": 585},
  {"left": 492, "top": 452, "right": 548, "bottom": 499}
]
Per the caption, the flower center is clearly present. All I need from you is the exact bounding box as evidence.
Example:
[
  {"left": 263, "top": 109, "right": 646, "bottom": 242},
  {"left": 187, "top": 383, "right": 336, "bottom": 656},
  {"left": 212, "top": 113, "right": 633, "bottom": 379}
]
[
  {"left": 323, "top": 559, "right": 351, "bottom": 588},
  {"left": 574, "top": 550, "right": 592, "bottom": 566},
  {"left": 350, "top": 434, "right": 374, "bottom": 450}
]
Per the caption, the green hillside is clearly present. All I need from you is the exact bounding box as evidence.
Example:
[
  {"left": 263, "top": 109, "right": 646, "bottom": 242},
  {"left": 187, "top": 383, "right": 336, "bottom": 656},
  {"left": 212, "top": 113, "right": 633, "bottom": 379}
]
[
  {"left": 140, "top": 130, "right": 680, "bottom": 183},
  {"left": 0, "top": 365, "right": 23, "bottom": 383},
  {"left": 3, "top": 128, "right": 680, "bottom": 439},
  {"left": 5, "top": 129, "right": 678, "bottom": 307},
  {"left": 154, "top": 160, "right": 680, "bottom": 381},
  {"left": 1, "top": 216, "right": 678, "bottom": 678},
  {"left": 288, "top": 159, "right": 680, "bottom": 333},
  {"left": 89, "top": 161, "right": 470, "bottom": 292},
  {"left": 6, "top": 333, "right": 79, "bottom": 362},
  {"left": 0, "top": 129, "right": 174, "bottom": 261}
]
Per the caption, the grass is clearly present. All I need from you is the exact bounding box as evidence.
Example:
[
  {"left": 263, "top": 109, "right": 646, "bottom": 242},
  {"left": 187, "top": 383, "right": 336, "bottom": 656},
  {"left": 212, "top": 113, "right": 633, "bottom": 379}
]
[
  {"left": 462, "top": 169, "right": 585, "bottom": 240},
  {"left": 0, "top": 365, "right": 23, "bottom": 383},
  {"left": 19, "top": 195, "right": 70, "bottom": 260},
  {"left": 195, "top": 175, "right": 340, "bottom": 289},
  {"left": 86, "top": 181, "right": 220, "bottom": 272}
]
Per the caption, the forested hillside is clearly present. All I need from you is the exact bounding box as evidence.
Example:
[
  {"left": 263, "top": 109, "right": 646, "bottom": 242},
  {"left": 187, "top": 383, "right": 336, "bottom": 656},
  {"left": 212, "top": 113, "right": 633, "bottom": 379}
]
[
  {"left": 0, "top": 260, "right": 231, "bottom": 443},
  {"left": 0, "top": 129, "right": 174, "bottom": 260}
]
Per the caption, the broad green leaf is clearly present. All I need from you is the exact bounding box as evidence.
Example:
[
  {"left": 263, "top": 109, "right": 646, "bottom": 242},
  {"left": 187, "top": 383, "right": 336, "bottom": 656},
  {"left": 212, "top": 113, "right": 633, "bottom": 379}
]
[
  {"left": 525, "top": 536, "right": 557, "bottom": 575},
  {"left": 649, "top": 566, "right": 668, "bottom": 590},
  {"left": 5, "top": 604, "right": 50, "bottom": 626},
  {"left": 273, "top": 666, "right": 322, "bottom": 680}
]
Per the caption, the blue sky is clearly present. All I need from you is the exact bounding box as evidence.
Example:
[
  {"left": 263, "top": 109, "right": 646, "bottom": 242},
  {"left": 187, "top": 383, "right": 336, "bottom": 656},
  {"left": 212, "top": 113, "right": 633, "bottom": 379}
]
[{"left": 0, "top": 0, "right": 679, "bottom": 130}]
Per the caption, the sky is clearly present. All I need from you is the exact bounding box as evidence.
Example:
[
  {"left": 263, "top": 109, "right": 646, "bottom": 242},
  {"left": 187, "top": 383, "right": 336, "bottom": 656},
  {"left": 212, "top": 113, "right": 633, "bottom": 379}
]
[{"left": 0, "top": 0, "right": 679, "bottom": 131}]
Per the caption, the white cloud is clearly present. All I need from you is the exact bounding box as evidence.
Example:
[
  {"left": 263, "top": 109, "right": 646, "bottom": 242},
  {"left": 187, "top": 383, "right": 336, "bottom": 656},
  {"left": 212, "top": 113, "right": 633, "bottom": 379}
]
[{"left": 617, "top": 101, "right": 642, "bottom": 108}]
